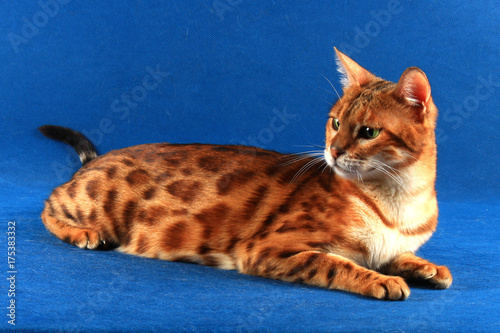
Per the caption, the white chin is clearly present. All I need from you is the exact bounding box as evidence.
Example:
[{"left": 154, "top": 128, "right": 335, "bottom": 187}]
[{"left": 324, "top": 149, "right": 334, "bottom": 167}]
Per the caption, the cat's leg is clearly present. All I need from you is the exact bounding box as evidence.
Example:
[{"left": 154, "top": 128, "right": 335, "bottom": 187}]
[
  {"left": 41, "top": 206, "right": 102, "bottom": 250},
  {"left": 236, "top": 246, "right": 410, "bottom": 300},
  {"left": 381, "top": 252, "right": 452, "bottom": 289}
]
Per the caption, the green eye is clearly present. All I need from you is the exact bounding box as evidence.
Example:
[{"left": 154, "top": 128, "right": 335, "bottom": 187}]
[
  {"left": 332, "top": 118, "right": 340, "bottom": 131},
  {"left": 360, "top": 127, "right": 380, "bottom": 139}
]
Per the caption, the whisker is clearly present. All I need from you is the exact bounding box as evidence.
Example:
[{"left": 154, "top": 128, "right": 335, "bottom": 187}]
[
  {"left": 279, "top": 151, "right": 324, "bottom": 167},
  {"left": 289, "top": 150, "right": 325, "bottom": 155},
  {"left": 370, "top": 159, "right": 411, "bottom": 179},
  {"left": 369, "top": 162, "right": 406, "bottom": 189},
  {"left": 348, "top": 158, "right": 407, "bottom": 186},
  {"left": 291, "top": 158, "right": 321, "bottom": 183},
  {"left": 319, "top": 86, "right": 336, "bottom": 96},
  {"left": 404, "top": 152, "right": 418, "bottom": 161},
  {"left": 292, "top": 144, "right": 325, "bottom": 149},
  {"left": 280, "top": 150, "right": 324, "bottom": 164},
  {"left": 370, "top": 163, "right": 398, "bottom": 183},
  {"left": 280, "top": 155, "right": 315, "bottom": 167},
  {"left": 280, "top": 151, "right": 323, "bottom": 160},
  {"left": 346, "top": 157, "right": 407, "bottom": 190},
  {"left": 321, "top": 74, "right": 342, "bottom": 104},
  {"left": 356, "top": 170, "right": 365, "bottom": 185},
  {"left": 290, "top": 157, "right": 325, "bottom": 183},
  {"left": 283, "top": 152, "right": 324, "bottom": 159},
  {"left": 321, "top": 162, "right": 331, "bottom": 175}
]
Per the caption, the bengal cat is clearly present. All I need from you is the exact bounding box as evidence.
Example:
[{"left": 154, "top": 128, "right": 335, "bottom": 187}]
[{"left": 39, "top": 48, "right": 452, "bottom": 300}]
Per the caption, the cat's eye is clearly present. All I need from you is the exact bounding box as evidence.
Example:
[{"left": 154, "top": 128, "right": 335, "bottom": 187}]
[
  {"left": 359, "top": 126, "right": 380, "bottom": 139},
  {"left": 332, "top": 118, "right": 340, "bottom": 131}
]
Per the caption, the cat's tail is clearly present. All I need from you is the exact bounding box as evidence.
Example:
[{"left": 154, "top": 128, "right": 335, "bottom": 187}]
[{"left": 39, "top": 125, "right": 98, "bottom": 165}]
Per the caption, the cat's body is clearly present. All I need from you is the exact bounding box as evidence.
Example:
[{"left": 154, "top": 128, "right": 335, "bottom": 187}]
[{"left": 40, "top": 49, "right": 452, "bottom": 300}]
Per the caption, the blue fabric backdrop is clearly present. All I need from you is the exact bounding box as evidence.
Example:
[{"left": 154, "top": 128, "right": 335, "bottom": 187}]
[{"left": 1, "top": 0, "right": 498, "bottom": 331}]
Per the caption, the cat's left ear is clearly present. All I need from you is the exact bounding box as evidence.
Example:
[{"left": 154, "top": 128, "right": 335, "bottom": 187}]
[
  {"left": 394, "top": 67, "right": 432, "bottom": 121},
  {"left": 334, "top": 47, "right": 376, "bottom": 88}
]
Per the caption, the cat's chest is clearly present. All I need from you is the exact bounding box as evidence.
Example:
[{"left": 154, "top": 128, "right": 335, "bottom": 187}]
[
  {"left": 363, "top": 226, "right": 432, "bottom": 270},
  {"left": 349, "top": 195, "right": 435, "bottom": 270}
]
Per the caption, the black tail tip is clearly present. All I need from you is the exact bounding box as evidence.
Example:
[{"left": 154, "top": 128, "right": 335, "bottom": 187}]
[
  {"left": 38, "top": 124, "right": 51, "bottom": 134},
  {"left": 38, "top": 124, "right": 98, "bottom": 165},
  {"left": 39, "top": 125, "right": 62, "bottom": 138},
  {"left": 39, "top": 125, "right": 76, "bottom": 142}
]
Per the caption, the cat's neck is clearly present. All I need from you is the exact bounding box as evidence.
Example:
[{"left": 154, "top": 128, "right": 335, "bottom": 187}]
[{"left": 357, "top": 150, "right": 437, "bottom": 233}]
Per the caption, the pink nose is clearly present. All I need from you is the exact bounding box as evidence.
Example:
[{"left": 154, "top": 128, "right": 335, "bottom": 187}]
[{"left": 330, "top": 147, "right": 345, "bottom": 159}]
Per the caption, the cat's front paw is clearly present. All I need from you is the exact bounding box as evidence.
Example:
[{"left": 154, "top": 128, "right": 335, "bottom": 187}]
[
  {"left": 410, "top": 263, "right": 452, "bottom": 289},
  {"left": 363, "top": 276, "right": 410, "bottom": 301},
  {"left": 385, "top": 253, "right": 453, "bottom": 290}
]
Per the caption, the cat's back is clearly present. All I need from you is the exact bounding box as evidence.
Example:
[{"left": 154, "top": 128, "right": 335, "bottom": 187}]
[
  {"left": 60, "top": 143, "right": 292, "bottom": 203},
  {"left": 47, "top": 143, "right": 316, "bottom": 230},
  {"left": 73, "top": 142, "right": 290, "bottom": 182}
]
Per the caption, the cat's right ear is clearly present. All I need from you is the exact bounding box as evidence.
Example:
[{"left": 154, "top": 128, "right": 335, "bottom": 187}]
[
  {"left": 393, "top": 67, "right": 432, "bottom": 122},
  {"left": 334, "top": 47, "right": 376, "bottom": 88}
]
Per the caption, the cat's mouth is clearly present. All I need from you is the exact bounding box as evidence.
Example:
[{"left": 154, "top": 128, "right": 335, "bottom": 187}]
[
  {"left": 324, "top": 150, "right": 376, "bottom": 179},
  {"left": 334, "top": 163, "right": 369, "bottom": 175},
  {"left": 333, "top": 163, "right": 380, "bottom": 182}
]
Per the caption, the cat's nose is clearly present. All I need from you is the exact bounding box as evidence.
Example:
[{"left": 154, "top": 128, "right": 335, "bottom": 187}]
[{"left": 330, "top": 147, "right": 345, "bottom": 159}]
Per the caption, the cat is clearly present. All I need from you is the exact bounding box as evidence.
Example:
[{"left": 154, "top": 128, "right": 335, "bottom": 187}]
[{"left": 39, "top": 48, "right": 452, "bottom": 300}]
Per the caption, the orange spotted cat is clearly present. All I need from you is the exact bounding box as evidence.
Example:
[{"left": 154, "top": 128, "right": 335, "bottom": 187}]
[{"left": 40, "top": 48, "right": 452, "bottom": 300}]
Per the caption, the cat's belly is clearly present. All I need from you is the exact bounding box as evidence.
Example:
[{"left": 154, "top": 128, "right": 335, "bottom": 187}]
[{"left": 117, "top": 244, "right": 238, "bottom": 270}]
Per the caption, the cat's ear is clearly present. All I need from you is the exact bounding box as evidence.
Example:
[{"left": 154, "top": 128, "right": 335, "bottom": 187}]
[
  {"left": 394, "top": 67, "right": 432, "bottom": 121},
  {"left": 334, "top": 47, "right": 376, "bottom": 88}
]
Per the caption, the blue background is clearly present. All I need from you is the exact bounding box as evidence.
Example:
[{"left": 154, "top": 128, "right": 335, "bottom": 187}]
[{"left": 1, "top": 0, "right": 499, "bottom": 331}]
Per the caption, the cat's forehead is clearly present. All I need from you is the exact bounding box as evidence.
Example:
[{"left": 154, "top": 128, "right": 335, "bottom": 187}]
[{"left": 330, "top": 80, "right": 396, "bottom": 123}]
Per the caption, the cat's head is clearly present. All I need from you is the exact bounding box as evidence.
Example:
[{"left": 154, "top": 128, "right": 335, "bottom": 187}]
[{"left": 325, "top": 48, "right": 438, "bottom": 186}]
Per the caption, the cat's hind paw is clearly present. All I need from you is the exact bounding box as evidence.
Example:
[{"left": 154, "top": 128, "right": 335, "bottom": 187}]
[{"left": 69, "top": 228, "right": 102, "bottom": 250}]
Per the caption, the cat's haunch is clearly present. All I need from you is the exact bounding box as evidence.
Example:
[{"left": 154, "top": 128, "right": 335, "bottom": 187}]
[{"left": 39, "top": 49, "right": 452, "bottom": 300}]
